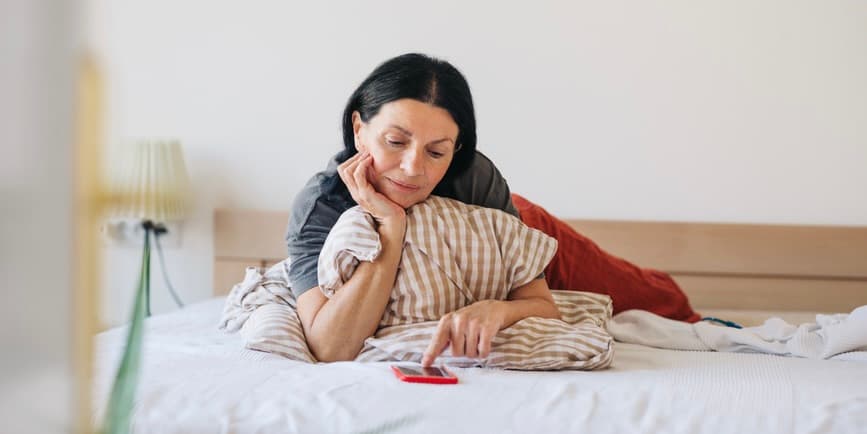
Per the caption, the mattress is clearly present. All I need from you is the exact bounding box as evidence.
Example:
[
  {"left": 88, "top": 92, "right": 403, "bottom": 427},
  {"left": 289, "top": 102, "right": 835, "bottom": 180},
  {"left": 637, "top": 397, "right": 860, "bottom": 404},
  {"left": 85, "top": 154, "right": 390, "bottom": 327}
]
[{"left": 94, "top": 298, "right": 867, "bottom": 434}]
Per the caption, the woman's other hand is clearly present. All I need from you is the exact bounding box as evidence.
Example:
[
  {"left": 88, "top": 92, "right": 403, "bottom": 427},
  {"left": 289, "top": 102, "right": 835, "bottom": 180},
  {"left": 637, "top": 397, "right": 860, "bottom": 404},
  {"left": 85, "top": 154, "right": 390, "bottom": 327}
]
[
  {"left": 421, "top": 300, "right": 507, "bottom": 367},
  {"left": 338, "top": 151, "right": 405, "bottom": 225},
  {"left": 420, "top": 279, "right": 561, "bottom": 367}
]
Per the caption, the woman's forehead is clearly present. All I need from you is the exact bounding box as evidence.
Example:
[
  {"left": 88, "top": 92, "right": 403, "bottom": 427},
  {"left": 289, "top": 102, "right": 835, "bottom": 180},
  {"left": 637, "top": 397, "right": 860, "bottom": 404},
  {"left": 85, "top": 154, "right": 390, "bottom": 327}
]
[{"left": 372, "top": 99, "right": 458, "bottom": 138}]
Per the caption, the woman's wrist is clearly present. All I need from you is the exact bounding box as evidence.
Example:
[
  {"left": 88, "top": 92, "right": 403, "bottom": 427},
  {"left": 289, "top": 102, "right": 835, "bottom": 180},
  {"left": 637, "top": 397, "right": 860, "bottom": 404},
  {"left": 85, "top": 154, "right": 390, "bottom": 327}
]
[
  {"left": 498, "top": 297, "right": 560, "bottom": 329},
  {"left": 377, "top": 214, "right": 406, "bottom": 239}
]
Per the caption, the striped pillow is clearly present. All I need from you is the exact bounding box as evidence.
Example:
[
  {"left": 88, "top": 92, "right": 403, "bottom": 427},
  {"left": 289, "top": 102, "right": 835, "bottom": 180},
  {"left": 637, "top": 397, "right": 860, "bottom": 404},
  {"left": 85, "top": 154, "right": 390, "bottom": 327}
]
[
  {"left": 488, "top": 290, "right": 613, "bottom": 370},
  {"left": 355, "top": 290, "right": 613, "bottom": 370},
  {"left": 240, "top": 303, "right": 315, "bottom": 363},
  {"left": 322, "top": 196, "right": 614, "bottom": 370},
  {"left": 233, "top": 287, "right": 612, "bottom": 369},
  {"left": 221, "top": 260, "right": 316, "bottom": 363}
]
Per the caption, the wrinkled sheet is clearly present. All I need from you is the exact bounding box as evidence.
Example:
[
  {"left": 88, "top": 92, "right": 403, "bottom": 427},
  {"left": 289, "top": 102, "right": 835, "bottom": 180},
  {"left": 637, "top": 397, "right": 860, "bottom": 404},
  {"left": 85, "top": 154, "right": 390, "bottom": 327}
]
[
  {"left": 609, "top": 308, "right": 867, "bottom": 361},
  {"left": 94, "top": 298, "right": 867, "bottom": 434}
]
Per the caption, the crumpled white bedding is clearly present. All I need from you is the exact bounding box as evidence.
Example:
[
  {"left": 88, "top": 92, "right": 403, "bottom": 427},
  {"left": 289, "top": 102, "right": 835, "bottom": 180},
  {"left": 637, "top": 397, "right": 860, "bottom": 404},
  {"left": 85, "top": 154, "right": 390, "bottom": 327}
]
[
  {"left": 218, "top": 262, "right": 295, "bottom": 333},
  {"left": 608, "top": 307, "right": 867, "bottom": 361},
  {"left": 94, "top": 297, "right": 867, "bottom": 434}
]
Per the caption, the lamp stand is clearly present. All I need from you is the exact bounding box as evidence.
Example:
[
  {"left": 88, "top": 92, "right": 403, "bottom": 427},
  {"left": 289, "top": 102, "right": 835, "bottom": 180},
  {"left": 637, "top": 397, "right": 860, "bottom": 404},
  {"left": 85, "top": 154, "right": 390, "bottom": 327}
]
[
  {"left": 141, "top": 220, "right": 154, "bottom": 316},
  {"left": 139, "top": 220, "right": 183, "bottom": 317},
  {"left": 101, "top": 221, "right": 152, "bottom": 433}
]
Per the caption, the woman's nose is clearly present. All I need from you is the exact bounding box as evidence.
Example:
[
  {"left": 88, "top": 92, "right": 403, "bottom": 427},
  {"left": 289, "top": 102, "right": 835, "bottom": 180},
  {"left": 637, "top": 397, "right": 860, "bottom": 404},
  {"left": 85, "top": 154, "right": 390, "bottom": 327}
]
[{"left": 400, "top": 149, "right": 424, "bottom": 176}]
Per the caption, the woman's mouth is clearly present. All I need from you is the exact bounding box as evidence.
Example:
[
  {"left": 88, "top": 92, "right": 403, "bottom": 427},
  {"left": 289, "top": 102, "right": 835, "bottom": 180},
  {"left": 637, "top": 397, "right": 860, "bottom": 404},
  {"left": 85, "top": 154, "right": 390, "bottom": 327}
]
[{"left": 387, "top": 178, "right": 420, "bottom": 192}]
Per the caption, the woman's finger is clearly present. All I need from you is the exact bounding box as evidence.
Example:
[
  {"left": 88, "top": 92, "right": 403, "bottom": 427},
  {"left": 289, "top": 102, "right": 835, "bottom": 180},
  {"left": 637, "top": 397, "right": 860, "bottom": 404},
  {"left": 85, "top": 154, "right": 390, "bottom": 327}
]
[
  {"left": 338, "top": 152, "right": 365, "bottom": 201},
  {"left": 465, "top": 323, "right": 480, "bottom": 358},
  {"left": 352, "top": 154, "right": 378, "bottom": 211},
  {"left": 352, "top": 153, "right": 372, "bottom": 193},
  {"left": 337, "top": 150, "right": 363, "bottom": 176},
  {"left": 337, "top": 156, "right": 357, "bottom": 188},
  {"left": 422, "top": 319, "right": 451, "bottom": 367},
  {"left": 449, "top": 317, "right": 466, "bottom": 358},
  {"left": 478, "top": 326, "right": 495, "bottom": 359}
]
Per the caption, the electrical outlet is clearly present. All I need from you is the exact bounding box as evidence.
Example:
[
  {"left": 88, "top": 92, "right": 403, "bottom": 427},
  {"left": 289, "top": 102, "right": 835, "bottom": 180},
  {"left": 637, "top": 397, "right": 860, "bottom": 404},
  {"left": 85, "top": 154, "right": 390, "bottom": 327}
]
[{"left": 101, "top": 220, "right": 183, "bottom": 248}]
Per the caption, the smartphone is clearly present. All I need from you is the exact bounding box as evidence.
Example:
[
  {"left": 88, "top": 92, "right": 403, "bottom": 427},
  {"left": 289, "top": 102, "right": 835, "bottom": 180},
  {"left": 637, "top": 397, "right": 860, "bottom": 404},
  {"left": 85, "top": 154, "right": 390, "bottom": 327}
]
[{"left": 391, "top": 365, "right": 459, "bottom": 385}]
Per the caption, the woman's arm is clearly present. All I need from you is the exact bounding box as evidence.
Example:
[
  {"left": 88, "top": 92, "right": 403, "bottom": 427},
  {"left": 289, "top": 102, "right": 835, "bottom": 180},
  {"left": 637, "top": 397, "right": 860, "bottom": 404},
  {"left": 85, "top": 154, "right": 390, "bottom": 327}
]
[
  {"left": 296, "top": 150, "right": 407, "bottom": 362},
  {"left": 296, "top": 217, "right": 405, "bottom": 362},
  {"left": 501, "top": 277, "right": 562, "bottom": 323},
  {"left": 421, "top": 277, "right": 560, "bottom": 366}
]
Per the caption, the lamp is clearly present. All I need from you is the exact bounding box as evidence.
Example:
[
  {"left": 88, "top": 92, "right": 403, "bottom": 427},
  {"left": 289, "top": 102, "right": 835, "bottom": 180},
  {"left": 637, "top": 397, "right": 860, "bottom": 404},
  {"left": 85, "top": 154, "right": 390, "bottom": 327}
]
[
  {"left": 101, "top": 139, "right": 190, "bottom": 433},
  {"left": 109, "top": 139, "right": 191, "bottom": 316}
]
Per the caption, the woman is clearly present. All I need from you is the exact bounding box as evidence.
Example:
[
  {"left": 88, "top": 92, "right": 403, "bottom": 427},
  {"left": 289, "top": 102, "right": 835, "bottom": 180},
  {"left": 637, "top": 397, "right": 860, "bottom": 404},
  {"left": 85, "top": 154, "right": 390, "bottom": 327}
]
[{"left": 286, "top": 53, "right": 560, "bottom": 364}]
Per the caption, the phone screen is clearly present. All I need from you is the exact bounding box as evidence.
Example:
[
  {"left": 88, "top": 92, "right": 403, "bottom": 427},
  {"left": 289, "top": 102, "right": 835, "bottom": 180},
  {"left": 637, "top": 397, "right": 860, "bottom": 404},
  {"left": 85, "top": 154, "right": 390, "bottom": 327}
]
[{"left": 395, "top": 366, "right": 451, "bottom": 377}]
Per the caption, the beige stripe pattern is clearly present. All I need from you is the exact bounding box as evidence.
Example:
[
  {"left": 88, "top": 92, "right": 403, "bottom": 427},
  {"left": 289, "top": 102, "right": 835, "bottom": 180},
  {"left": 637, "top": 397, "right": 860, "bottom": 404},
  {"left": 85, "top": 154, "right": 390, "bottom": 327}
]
[
  {"left": 219, "top": 260, "right": 316, "bottom": 362},
  {"left": 320, "top": 196, "right": 614, "bottom": 370},
  {"left": 240, "top": 303, "right": 315, "bottom": 363},
  {"left": 355, "top": 291, "right": 614, "bottom": 370},
  {"left": 318, "top": 211, "right": 381, "bottom": 297},
  {"left": 219, "top": 261, "right": 295, "bottom": 332}
]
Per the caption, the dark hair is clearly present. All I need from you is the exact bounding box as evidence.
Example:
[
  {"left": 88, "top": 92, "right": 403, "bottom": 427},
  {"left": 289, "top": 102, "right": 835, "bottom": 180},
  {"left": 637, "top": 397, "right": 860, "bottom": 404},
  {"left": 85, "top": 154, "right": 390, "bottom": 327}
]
[{"left": 340, "top": 53, "right": 477, "bottom": 178}]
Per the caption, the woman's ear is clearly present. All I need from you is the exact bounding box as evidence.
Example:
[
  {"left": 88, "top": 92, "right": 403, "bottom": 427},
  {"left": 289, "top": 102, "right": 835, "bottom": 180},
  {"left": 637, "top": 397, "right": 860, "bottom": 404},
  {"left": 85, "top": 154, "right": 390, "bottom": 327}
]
[{"left": 352, "top": 111, "right": 366, "bottom": 152}]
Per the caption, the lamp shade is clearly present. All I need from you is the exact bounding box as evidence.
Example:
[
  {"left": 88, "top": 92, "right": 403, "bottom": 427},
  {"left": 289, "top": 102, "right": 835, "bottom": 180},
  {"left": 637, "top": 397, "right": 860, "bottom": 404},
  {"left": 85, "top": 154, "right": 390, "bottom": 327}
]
[{"left": 110, "top": 140, "right": 191, "bottom": 222}]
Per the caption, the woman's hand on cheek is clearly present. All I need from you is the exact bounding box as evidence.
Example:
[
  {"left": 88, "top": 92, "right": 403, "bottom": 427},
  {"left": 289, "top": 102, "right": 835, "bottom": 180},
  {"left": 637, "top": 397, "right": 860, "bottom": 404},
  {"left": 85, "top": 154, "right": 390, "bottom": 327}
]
[
  {"left": 338, "top": 151, "right": 405, "bottom": 226},
  {"left": 421, "top": 300, "right": 506, "bottom": 367}
]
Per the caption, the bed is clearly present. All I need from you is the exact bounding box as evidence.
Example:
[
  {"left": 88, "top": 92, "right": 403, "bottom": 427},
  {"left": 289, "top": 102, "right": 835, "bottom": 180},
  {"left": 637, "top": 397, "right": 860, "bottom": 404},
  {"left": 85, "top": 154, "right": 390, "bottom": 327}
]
[{"left": 93, "top": 208, "right": 867, "bottom": 433}]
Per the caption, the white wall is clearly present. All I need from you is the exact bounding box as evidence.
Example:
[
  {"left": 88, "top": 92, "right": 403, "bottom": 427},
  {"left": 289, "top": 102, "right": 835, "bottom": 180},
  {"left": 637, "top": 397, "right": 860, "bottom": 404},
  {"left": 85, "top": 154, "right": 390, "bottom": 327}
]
[{"left": 87, "top": 1, "right": 867, "bottom": 326}]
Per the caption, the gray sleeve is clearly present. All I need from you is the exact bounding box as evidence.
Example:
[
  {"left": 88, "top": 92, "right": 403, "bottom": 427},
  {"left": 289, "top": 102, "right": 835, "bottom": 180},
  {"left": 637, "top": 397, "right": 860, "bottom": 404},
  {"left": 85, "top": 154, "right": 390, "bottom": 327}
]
[
  {"left": 438, "top": 151, "right": 520, "bottom": 218},
  {"left": 285, "top": 185, "right": 345, "bottom": 299}
]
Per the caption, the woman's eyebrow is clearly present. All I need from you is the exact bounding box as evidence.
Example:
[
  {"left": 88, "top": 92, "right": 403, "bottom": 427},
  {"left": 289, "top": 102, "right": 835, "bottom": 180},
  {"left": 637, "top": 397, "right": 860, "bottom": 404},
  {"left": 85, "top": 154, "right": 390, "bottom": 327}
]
[
  {"left": 387, "top": 124, "right": 454, "bottom": 146},
  {"left": 387, "top": 124, "right": 413, "bottom": 136}
]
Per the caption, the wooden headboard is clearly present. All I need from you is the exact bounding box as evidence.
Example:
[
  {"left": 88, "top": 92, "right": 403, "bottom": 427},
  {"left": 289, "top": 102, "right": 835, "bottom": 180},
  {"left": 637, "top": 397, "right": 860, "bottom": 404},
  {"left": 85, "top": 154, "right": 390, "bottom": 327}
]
[{"left": 214, "top": 209, "right": 867, "bottom": 323}]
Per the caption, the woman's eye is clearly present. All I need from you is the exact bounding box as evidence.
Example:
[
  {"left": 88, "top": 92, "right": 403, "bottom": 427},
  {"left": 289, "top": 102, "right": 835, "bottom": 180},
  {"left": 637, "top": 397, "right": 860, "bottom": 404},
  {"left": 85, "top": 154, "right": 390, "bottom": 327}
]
[
  {"left": 386, "top": 140, "right": 404, "bottom": 147},
  {"left": 428, "top": 151, "right": 445, "bottom": 159}
]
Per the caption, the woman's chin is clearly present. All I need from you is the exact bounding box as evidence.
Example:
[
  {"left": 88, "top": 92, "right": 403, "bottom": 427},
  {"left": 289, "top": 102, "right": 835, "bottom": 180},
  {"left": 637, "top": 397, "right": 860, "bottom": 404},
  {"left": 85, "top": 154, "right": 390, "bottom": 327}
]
[
  {"left": 388, "top": 195, "right": 423, "bottom": 210},
  {"left": 397, "top": 198, "right": 420, "bottom": 209}
]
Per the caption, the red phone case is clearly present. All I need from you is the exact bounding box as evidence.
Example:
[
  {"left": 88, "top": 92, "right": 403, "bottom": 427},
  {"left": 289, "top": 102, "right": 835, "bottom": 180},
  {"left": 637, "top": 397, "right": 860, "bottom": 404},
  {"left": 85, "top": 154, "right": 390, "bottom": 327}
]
[{"left": 391, "top": 365, "right": 459, "bottom": 385}]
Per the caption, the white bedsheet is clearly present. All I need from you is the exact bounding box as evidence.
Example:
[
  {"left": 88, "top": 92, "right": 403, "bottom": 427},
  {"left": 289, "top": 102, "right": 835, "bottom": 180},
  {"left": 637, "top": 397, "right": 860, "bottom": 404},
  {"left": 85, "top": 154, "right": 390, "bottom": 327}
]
[
  {"left": 609, "top": 308, "right": 867, "bottom": 361},
  {"left": 94, "top": 298, "right": 867, "bottom": 434}
]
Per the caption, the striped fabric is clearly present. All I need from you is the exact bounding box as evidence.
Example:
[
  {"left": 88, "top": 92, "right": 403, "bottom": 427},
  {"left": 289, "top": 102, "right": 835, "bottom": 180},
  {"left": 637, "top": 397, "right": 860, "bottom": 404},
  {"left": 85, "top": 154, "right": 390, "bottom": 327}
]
[
  {"left": 219, "top": 262, "right": 295, "bottom": 332},
  {"left": 223, "top": 266, "right": 613, "bottom": 368},
  {"left": 320, "top": 196, "right": 614, "bottom": 370},
  {"left": 219, "top": 260, "right": 315, "bottom": 362},
  {"left": 355, "top": 290, "right": 614, "bottom": 370},
  {"left": 240, "top": 303, "right": 315, "bottom": 363}
]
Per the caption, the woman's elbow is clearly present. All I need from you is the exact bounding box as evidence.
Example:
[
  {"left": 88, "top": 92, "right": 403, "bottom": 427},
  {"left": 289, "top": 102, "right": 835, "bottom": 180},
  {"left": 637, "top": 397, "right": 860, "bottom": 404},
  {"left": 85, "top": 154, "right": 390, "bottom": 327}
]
[
  {"left": 306, "top": 337, "right": 361, "bottom": 363},
  {"left": 311, "top": 349, "right": 356, "bottom": 363},
  {"left": 549, "top": 302, "right": 562, "bottom": 321},
  {"left": 538, "top": 298, "right": 561, "bottom": 320}
]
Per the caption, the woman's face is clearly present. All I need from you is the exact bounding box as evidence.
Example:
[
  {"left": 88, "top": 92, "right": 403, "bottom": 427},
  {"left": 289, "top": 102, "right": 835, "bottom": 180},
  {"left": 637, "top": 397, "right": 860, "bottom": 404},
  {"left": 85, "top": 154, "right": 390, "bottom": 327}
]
[{"left": 353, "top": 98, "right": 459, "bottom": 209}]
